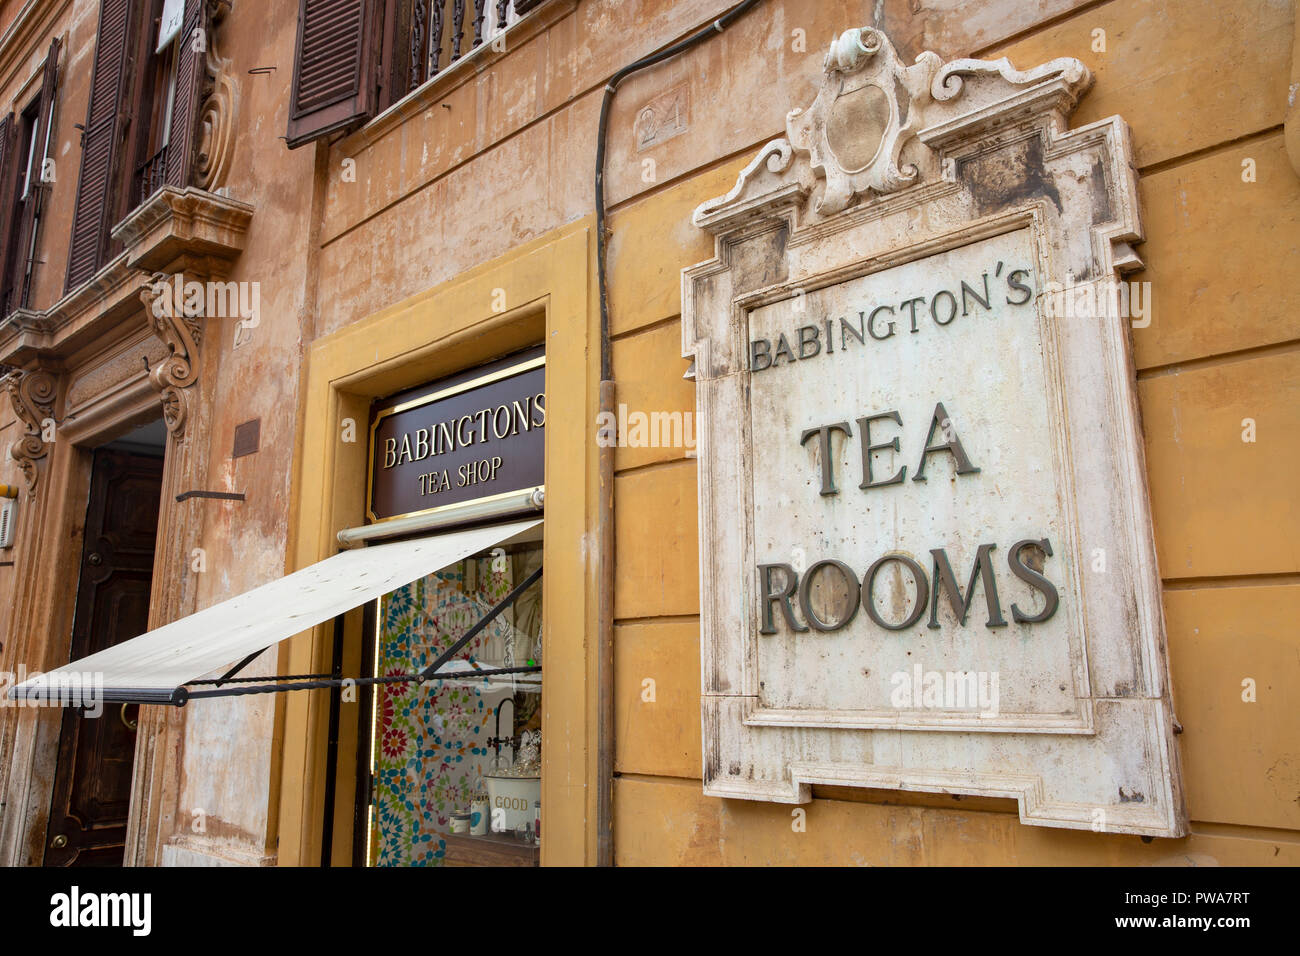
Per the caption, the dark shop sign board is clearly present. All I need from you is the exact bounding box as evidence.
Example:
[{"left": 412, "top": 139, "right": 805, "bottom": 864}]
[
  {"left": 681, "top": 27, "right": 1184, "bottom": 836},
  {"left": 368, "top": 353, "right": 545, "bottom": 524}
]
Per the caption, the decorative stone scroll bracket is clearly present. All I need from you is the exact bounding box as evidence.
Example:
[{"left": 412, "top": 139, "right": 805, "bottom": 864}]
[
  {"left": 140, "top": 273, "right": 203, "bottom": 439},
  {"left": 2, "top": 367, "right": 58, "bottom": 496}
]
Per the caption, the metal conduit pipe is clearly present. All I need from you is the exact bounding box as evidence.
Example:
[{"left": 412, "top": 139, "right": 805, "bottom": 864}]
[{"left": 593, "top": 0, "right": 766, "bottom": 868}]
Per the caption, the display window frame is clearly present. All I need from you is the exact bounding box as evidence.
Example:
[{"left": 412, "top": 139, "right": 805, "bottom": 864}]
[{"left": 278, "top": 221, "right": 598, "bottom": 866}]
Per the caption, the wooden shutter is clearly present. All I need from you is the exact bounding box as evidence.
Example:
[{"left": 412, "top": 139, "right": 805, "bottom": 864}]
[
  {"left": 8, "top": 38, "right": 62, "bottom": 311},
  {"left": 286, "top": 0, "right": 379, "bottom": 149},
  {"left": 163, "top": 0, "right": 207, "bottom": 187},
  {"left": 29, "top": 39, "right": 61, "bottom": 194},
  {"left": 66, "top": 0, "right": 133, "bottom": 291},
  {"left": 0, "top": 114, "right": 19, "bottom": 313}
]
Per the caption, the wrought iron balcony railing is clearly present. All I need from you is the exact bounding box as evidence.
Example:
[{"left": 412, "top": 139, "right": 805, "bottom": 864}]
[
  {"left": 134, "top": 145, "right": 170, "bottom": 207},
  {"left": 397, "top": 0, "right": 542, "bottom": 99}
]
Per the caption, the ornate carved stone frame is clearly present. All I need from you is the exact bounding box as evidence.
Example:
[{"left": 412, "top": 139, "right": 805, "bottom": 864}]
[
  {"left": 682, "top": 28, "right": 1185, "bottom": 837},
  {"left": 0, "top": 287, "right": 214, "bottom": 867}
]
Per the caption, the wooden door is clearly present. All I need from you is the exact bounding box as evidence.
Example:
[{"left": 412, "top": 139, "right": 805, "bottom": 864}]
[{"left": 44, "top": 447, "right": 163, "bottom": 866}]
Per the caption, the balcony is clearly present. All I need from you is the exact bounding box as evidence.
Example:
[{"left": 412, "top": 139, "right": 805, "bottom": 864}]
[
  {"left": 134, "top": 146, "right": 170, "bottom": 209},
  {"left": 390, "top": 0, "right": 544, "bottom": 100}
]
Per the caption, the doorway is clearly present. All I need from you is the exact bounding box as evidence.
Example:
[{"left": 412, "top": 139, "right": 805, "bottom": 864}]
[
  {"left": 43, "top": 420, "right": 165, "bottom": 866},
  {"left": 281, "top": 221, "right": 596, "bottom": 864}
]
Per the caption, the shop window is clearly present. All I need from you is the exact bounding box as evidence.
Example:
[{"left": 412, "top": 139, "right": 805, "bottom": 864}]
[{"left": 360, "top": 535, "right": 543, "bottom": 866}]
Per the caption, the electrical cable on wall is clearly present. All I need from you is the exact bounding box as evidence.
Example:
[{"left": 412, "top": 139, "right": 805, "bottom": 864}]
[
  {"left": 595, "top": 0, "right": 766, "bottom": 380},
  {"left": 591, "top": 0, "right": 766, "bottom": 868}
]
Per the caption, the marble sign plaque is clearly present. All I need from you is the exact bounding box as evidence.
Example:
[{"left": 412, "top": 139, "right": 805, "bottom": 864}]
[
  {"left": 682, "top": 27, "right": 1186, "bottom": 835},
  {"left": 748, "top": 228, "right": 1089, "bottom": 731}
]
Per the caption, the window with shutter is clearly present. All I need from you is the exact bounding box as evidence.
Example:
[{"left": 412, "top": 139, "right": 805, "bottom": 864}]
[
  {"left": 65, "top": 0, "right": 135, "bottom": 291},
  {"left": 293, "top": 1, "right": 534, "bottom": 150},
  {"left": 0, "top": 114, "right": 19, "bottom": 312},
  {"left": 3, "top": 39, "right": 61, "bottom": 314},
  {"left": 287, "top": 0, "right": 380, "bottom": 149},
  {"left": 66, "top": 0, "right": 212, "bottom": 294},
  {"left": 163, "top": 0, "right": 206, "bottom": 188}
]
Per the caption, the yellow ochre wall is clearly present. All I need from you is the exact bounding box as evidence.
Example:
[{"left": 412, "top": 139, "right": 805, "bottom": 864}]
[
  {"left": 272, "top": 0, "right": 1297, "bottom": 866},
  {"left": 606, "top": 0, "right": 1300, "bottom": 864}
]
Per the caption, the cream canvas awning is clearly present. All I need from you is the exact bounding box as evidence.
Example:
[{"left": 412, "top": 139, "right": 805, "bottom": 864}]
[{"left": 8, "top": 517, "right": 542, "bottom": 706}]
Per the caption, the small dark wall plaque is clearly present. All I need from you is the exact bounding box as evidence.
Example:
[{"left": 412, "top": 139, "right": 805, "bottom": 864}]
[{"left": 232, "top": 419, "right": 261, "bottom": 459}]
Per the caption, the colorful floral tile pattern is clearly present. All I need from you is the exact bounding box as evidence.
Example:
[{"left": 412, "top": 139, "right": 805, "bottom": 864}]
[{"left": 372, "top": 559, "right": 513, "bottom": 867}]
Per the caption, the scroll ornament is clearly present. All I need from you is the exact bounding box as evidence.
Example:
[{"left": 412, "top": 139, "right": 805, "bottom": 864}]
[
  {"left": 3, "top": 368, "right": 58, "bottom": 495},
  {"left": 140, "top": 272, "right": 203, "bottom": 438},
  {"left": 699, "top": 27, "right": 1091, "bottom": 221},
  {"left": 195, "top": 0, "right": 236, "bottom": 191}
]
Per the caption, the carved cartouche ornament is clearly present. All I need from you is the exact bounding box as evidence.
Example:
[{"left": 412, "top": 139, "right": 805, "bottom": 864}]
[{"left": 706, "top": 26, "right": 1092, "bottom": 219}]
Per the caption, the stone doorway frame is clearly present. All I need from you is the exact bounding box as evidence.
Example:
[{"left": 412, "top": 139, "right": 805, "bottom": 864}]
[{"left": 0, "top": 187, "right": 251, "bottom": 866}]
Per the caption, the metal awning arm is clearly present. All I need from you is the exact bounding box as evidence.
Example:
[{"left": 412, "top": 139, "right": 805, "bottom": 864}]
[
  {"left": 178, "top": 665, "right": 542, "bottom": 702},
  {"left": 214, "top": 649, "right": 263, "bottom": 687},
  {"left": 419, "top": 564, "right": 543, "bottom": 679},
  {"left": 172, "top": 561, "right": 544, "bottom": 703}
]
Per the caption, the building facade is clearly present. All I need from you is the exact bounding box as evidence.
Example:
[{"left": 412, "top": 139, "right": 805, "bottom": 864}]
[{"left": 0, "top": 0, "right": 1296, "bottom": 866}]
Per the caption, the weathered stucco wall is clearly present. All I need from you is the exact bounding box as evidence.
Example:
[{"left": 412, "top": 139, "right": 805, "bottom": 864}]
[
  {"left": 0, "top": 0, "right": 1295, "bottom": 866},
  {"left": 599, "top": 0, "right": 1300, "bottom": 864},
  {"left": 164, "top": 0, "right": 317, "bottom": 864},
  {"left": 293, "top": 0, "right": 1300, "bottom": 864}
]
